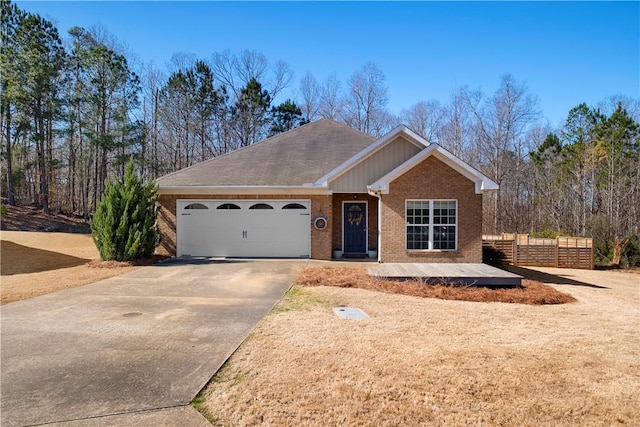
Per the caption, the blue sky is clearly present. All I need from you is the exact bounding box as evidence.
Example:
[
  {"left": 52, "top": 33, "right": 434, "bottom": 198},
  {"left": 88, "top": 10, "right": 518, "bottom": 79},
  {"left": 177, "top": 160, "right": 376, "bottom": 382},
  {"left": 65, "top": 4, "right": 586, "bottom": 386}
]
[{"left": 16, "top": 1, "right": 640, "bottom": 128}]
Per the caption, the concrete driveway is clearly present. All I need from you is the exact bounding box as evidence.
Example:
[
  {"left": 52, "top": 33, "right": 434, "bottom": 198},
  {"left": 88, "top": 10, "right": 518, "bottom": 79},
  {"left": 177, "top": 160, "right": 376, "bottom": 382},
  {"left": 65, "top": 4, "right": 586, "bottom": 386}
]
[{"left": 1, "top": 259, "right": 306, "bottom": 427}]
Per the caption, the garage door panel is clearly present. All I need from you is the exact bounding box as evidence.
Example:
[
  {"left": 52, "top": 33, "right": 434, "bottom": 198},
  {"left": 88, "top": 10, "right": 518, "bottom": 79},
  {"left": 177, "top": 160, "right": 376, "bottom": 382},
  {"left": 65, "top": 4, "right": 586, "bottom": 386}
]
[
  {"left": 178, "top": 208, "right": 216, "bottom": 256},
  {"left": 177, "top": 199, "right": 310, "bottom": 258}
]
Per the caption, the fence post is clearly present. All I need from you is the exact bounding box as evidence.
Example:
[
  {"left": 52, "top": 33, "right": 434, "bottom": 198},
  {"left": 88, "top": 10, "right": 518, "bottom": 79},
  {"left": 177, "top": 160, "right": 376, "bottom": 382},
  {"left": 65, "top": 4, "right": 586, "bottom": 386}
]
[
  {"left": 512, "top": 238, "right": 518, "bottom": 266},
  {"left": 555, "top": 237, "right": 559, "bottom": 268}
]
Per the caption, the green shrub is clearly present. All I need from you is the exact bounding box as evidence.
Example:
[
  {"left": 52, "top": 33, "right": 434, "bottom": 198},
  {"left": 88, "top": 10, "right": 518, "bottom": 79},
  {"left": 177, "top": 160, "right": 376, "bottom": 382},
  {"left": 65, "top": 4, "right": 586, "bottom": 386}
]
[
  {"left": 0, "top": 204, "right": 7, "bottom": 217},
  {"left": 620, "top": 235, "right": 640, "bottom": 269},
  {"left": 91, "top": 160, "right": 159, "bottom": 261}
]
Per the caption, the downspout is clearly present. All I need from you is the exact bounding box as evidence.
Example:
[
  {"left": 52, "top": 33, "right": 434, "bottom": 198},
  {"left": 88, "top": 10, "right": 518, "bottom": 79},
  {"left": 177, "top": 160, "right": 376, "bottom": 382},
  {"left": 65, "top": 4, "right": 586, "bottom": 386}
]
[{"left": 367, "top": 186, "right": 383, "bottom": 263}]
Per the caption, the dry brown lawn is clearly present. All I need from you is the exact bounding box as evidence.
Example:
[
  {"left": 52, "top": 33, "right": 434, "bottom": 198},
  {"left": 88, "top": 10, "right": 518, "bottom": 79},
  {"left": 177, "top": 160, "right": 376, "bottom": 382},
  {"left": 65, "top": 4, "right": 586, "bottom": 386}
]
[
  {"left": 200, "top": 266, "right": 640, "bottom": 426},
  {"left": 0, "top": 231, "right": 137, "bottom": 304}
]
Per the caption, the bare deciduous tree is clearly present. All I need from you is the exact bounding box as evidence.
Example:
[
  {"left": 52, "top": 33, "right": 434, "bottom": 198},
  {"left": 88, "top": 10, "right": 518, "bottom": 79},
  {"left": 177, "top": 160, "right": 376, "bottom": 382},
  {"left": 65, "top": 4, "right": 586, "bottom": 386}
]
[
  {"left": 341, "top": 62, "right": 389, "bottom": 136},
  {"left": 318, "top": 73, "right": 343, "bottom": 120},
  {"left": 401, "top": 100, "right": 443, "bottom": 144},
  {"left": 211, "top": 49, "right": 292, "bottom": 99},
  {"left": 463, "top": 74, "right": 541, "bottom": 232},
  {"left": 298, "top": 71, "right": 321, "bottom": 121},
  {"left": 439, "top": 88, "right": 474, "bottom": 161}
]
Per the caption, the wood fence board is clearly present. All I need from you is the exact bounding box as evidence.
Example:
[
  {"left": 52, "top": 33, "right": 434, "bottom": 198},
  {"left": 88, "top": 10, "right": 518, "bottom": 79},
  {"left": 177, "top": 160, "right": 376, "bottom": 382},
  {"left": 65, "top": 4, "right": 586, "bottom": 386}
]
[
  {"left": 516, "top": 244, "right": 556, "bottom": 267},
  {"left": 482, "top": 233, "right": 593, "bottom": 270}
]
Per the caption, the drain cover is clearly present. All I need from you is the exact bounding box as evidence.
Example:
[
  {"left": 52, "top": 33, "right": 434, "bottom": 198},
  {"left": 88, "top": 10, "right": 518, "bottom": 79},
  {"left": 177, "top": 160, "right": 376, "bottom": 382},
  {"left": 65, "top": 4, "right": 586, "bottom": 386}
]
[
  {"left": 123, "top": 312, "right": 142, "bottom": 317},
  {"left": 333, "top": 307, "right": 369, "bottom": 319}
]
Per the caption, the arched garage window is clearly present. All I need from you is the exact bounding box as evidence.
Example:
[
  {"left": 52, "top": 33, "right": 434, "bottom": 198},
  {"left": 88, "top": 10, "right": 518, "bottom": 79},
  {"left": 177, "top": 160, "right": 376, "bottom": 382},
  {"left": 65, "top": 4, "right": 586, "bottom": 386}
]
[
  {"left": 249, "top": 203, "right": 274, "bottom": 210},
  {"left": 217, "top": 203, "right": 241, "bottom": 210},
  {"left": 184, "top": 203, "right": 208, "bottom": 210},
  {"left": 282, "top": 203, "right": 307, "bottom": 210}
]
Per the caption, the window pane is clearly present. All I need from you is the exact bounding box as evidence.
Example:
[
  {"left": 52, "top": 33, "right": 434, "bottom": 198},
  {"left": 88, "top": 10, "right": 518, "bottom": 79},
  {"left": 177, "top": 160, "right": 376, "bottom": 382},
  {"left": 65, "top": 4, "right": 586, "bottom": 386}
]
[
  {"left": 433, "top": 201, "right": 456, "bottom": 226},
  {"left": 407, "top": 225, "right": 429, "bottom": 250},
  {"left": 282, "top": 203, "right": 307, "bottom": 209},
  {"left": 433, "top": 225, "right": 456, "bottom": 250},
  {"left": 217, "top": 203, "right": 241, "bottom": 210},
  {"left": 249, "top": 203, "right": 274, "bottom": 210},
  {"left": 185, "top": 203, "right": 208, "bottom": 210},
  {"left": 407, "top": 201, "right": 431, "bottom": 250}
]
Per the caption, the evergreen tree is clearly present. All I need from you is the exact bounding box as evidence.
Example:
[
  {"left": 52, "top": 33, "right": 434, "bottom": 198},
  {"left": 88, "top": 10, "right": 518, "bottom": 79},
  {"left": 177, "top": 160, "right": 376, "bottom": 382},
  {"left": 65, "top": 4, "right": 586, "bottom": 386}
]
[
  {"left": 2, "top": 2, "right": 65, "bottom": 213},
  {"left": 269, "top": 99, "right": 308, "bottom": 136},
  {"left": 231, "top": 77, "right": 271, "bottom": 147},
  {"left": 91, "top": 160, "right": 159, "bottom": 261}
]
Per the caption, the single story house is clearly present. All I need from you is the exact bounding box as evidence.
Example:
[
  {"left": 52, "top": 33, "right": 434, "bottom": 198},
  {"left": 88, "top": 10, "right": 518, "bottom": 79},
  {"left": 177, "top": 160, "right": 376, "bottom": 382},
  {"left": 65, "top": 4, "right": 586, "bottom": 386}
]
[{"left": 155, "top": 118, "right": 498, "bottom": 262}]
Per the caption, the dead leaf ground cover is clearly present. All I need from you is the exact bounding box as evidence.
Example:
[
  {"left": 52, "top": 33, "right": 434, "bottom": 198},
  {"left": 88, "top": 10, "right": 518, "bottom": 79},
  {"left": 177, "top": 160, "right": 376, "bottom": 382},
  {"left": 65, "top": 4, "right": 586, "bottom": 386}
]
[
  {"left": 0, "top": 231, "right": 138, "bottom": 304},
  {"left": 295, "top": 266, "right": 576, "bottom": 305},
  {"left": 199, "top": 266, "right": 640, "bottom": 426}
]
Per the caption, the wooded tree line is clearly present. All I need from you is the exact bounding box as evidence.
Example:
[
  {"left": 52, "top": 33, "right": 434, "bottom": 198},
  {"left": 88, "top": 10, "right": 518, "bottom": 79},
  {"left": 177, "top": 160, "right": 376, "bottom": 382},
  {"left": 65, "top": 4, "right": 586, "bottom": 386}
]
[{"left": 1, "top": 1, "right": 639, "bottom": 264}]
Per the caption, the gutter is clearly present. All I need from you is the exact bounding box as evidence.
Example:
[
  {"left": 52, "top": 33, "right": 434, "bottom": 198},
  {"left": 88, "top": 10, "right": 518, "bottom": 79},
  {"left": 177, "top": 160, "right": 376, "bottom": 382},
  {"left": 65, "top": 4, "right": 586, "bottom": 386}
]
[{"left": 367, "top": 185, "right": 383, "bottom": 263}]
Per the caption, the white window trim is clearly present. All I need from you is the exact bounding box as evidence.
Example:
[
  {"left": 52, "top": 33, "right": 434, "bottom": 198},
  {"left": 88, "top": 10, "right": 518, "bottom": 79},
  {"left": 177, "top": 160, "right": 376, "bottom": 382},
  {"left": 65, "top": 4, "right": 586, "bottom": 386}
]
[{"left": 405, "top": 199, "right": 458, "bottom": 251}]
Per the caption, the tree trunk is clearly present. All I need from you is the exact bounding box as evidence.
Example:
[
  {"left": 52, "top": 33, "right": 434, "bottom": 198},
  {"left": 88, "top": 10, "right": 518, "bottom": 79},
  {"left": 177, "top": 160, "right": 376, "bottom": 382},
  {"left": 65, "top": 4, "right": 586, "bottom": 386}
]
[
  {"left": 611, "top": 237, "right": 628, "bottom": 267},
  {"left": 35, "top": 105, "right": 49, "bottom": 214},
  {"left": 4, "top": 100, "right": 15, "bottom": 205},
  {"left": 152, "top": 88, "right": 159, "bottom": 178},
  {"left": 47, "top": 110, "right": 54, "bottom": 210}
]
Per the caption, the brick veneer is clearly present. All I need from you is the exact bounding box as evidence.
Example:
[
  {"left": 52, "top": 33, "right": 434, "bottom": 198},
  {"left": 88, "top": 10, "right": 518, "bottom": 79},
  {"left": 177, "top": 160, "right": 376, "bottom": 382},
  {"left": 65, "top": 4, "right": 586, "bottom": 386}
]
[
  {"left": 331, "top": 193, "right": 378, "bottom": 253},
  {"left": 156, "top": 156, "right": 482, "bottom": 263},
  {"left": 156, "top": 194, "right": 333, "bottom": 260},
  {"left": 379, "top": 156, "right": 483, "bottom": 263}
]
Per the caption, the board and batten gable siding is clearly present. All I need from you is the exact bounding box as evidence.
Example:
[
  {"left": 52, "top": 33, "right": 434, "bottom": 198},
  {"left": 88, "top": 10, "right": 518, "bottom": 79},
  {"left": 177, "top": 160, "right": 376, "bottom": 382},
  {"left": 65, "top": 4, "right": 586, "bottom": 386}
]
[
  {"left": 156, "top": 193, "right": 333, "bottom": 260},
  {"left": 379, "top": 155, "right": 483, "bottom": 263},
  {"left": 330, "top": 135, "right": 423, "bottom": 193}
]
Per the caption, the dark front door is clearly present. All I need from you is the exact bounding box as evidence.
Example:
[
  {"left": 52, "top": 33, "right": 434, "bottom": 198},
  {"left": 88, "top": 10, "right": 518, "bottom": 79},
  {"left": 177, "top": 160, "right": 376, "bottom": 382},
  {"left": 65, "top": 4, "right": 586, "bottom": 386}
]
[{"left": 343, "top": 202, "right": 367, "bottom": 254}]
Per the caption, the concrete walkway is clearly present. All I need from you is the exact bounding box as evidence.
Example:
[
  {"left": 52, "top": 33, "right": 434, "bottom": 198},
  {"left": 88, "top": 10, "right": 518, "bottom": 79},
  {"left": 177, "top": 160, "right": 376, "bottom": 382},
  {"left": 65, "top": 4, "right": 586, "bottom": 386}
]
[{"left": 1, "top": 259, "right": 305, "bottom": 427}]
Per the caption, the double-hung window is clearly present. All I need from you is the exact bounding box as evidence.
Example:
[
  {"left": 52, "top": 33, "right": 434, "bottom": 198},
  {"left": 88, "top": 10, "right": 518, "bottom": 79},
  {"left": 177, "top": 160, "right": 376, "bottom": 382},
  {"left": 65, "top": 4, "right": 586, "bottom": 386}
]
[{"left": 406, "top": 200, "right": 457, "bottom": 251}]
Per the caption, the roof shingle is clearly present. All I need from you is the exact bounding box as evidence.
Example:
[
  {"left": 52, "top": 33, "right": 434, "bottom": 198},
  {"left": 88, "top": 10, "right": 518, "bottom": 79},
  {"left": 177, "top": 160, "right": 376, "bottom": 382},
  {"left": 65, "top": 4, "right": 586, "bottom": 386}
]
[{"left": 156, "top": 119, "right": 376, "bottom": 187}]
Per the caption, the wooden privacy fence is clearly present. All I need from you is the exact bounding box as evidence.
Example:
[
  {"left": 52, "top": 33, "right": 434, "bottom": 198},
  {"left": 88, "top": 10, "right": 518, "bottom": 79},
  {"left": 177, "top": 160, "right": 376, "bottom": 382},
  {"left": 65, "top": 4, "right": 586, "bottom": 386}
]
[{"left": 482, "top": 233, "right": 594, "bottom": 270}]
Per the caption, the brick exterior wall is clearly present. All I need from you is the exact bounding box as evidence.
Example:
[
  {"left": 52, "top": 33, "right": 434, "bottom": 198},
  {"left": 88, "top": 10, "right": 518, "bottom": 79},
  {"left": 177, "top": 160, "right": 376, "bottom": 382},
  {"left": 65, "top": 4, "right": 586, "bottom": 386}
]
[
  {"left": 331, "top": 193, "right": 378, "bottom": 253},
  {"left": 379, "top": 156, "right": 483, "bottom": 263},
  {"left": 156, "top": 156, "right": 482, "bottom": 263},
  {"left": 156, "top": 194, "right": 333, "bottom": 260}
]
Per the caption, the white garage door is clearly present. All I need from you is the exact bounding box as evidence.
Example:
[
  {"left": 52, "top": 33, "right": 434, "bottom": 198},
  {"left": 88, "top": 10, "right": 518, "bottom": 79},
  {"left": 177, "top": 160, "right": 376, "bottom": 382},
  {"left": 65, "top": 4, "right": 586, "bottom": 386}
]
[{"left": 177, "top": 199, "right": 311, "bottom": 258}]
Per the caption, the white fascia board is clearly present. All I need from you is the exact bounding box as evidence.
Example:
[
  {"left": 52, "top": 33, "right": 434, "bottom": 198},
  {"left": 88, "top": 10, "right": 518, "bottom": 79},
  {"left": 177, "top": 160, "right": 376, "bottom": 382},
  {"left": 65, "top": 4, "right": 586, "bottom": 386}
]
[
  {"left": 368, "top": 146, "right": 499, "bottom": 195},
  {"left": 156, "top": 185, "right": 329, "bottom": 195},
  {"left": 313, "top": 125, "right": 431, "bottom": 187}
]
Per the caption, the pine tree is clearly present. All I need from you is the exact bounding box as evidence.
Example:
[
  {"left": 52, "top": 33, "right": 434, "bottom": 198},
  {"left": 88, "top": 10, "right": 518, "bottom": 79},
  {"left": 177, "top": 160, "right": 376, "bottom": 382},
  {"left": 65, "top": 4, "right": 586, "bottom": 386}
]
[
  {"left": 91, "top": 160, "right": 159, "bottom": 261},
  {"left": 269, "top": 99, "right": 308, "bottom": 136}
]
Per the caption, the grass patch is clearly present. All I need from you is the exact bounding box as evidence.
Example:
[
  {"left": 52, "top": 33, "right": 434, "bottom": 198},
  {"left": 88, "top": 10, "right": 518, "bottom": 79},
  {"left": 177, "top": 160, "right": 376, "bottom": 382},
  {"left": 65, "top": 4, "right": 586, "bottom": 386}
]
[
  {"left": 273, "top": 285, "right": 342, "bottom": 313},
  {"left": 191, "top": 390, "right": 216, "bottom": 425},
  {"left": 294, "top": 266, "right": 576, "bottom": 305}
]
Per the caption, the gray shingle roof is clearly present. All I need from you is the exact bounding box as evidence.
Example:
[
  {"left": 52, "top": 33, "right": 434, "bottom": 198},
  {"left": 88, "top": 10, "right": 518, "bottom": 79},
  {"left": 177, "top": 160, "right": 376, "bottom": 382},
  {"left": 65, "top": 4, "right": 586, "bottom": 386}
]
[{"left": 156, "top": 119, "right": 376, "bottom": 187}]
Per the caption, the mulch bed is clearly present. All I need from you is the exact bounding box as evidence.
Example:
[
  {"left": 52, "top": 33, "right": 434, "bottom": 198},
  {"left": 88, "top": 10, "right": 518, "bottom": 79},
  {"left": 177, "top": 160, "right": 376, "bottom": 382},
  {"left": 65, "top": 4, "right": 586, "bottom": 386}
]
[
  {"left": 295, "top": 267, "right": 577, "bottom": 305},
  {"left": 86, "top": 255, "right": 170, "bottom": 268}
]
